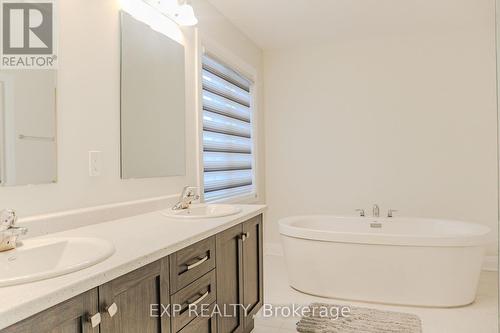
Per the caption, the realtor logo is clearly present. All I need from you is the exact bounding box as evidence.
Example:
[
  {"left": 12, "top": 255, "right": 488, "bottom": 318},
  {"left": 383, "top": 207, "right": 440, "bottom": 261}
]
[{"left": 1, "top": 0, "right": 57, "bottom": 69}]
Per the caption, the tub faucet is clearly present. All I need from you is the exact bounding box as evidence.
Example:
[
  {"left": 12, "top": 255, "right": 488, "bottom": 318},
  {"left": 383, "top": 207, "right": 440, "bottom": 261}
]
[
  {"left": 387, "top": 209, "right": 398, "bottom": 218},
  {"left": 355, "top": 209, "right": 365, "bottom": 217},
  {"left": 372, "top": 204, "right": 380, "bottom": 218},
  {"left": 172, "top": 186, "right": 200, "bottom": 210}
]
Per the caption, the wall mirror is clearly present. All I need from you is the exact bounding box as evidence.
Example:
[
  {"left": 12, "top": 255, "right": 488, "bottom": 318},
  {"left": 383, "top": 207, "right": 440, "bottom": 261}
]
[
  {"left": 120, "top": 11, "right": 186, "bottom": 179},
  {"left": 0, "top": 70, "right": 57, "bottom": 186}
]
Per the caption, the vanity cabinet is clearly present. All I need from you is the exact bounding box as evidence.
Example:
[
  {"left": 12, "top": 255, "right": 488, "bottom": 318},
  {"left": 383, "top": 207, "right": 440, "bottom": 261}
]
[
  {"left": 216, "top": 215, "right": 263, "bottom": 333},
  {"left": 1, "top": 214, "right": 263, "bottom": 333},
  {"left": 99, "top": 258, "right": 171, "bottom": 333},
  {"left": 241, "top": 216, "right": 264, "bottom": 329},
  {"left": 1, "top": 289, "right": 99, "bottom": 333},
  {"left": 216, "top": 224, "right": 245, "bottom": 333}
]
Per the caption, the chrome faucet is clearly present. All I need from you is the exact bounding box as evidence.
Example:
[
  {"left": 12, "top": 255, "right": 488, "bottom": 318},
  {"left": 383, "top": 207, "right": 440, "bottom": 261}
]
[
  {"left": 372, "top": 204, "right": 380, "bottom": 218},
  {"left": 0, "top": 209, "right": 27, "bottom": 252},
  {"left": 172, "top": 186, "right": 200, "bottom": 210}
]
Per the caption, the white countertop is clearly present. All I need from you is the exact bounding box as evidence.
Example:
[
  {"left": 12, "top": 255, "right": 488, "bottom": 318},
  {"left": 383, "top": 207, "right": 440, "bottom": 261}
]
[{"left": 0, "top": 204, "right": 266, "bottom": 329}]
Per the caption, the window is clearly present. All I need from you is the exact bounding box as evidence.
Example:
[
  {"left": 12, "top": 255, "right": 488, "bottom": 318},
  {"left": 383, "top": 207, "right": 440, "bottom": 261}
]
[{"left": 201, "top": 53, "right": 255, "bottom": 202}]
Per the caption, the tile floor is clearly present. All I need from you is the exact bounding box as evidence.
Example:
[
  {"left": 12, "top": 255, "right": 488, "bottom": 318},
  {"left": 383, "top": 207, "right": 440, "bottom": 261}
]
[{"left": 253, "top": 255, "right": 498, "bottom": 333}]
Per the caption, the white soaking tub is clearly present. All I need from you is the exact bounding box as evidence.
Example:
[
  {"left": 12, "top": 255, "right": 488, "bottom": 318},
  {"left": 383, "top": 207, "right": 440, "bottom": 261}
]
[{"left": 279, "top": 216, "right": 492, "bottom": 307}]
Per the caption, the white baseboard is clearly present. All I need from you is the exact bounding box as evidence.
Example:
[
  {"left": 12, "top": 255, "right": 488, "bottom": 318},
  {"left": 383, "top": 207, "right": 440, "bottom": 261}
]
[
  {"left": 265, "top": 242, "right": 498, "bottom": 272},
  {"left": 482, "top": 256, "right": 498, "bottom": 272}
]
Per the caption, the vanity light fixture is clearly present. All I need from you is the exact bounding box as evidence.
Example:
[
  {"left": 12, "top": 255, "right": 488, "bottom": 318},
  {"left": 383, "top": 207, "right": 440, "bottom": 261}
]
[{"left": 145, "top": 0, "right": 198, "bottom": 26}]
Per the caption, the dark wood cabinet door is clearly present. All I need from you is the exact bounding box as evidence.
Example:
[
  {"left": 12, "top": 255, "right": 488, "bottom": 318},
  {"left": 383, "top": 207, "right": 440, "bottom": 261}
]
[
  {"left": 216, "top": 224, "right": 244, "bottom": 333},
  {"left": 99, "top": 258, "right": 170, "bottom": 333},
  {"left": 1, "top": 289, "right": 99, "bottom": 333},
  {"left": 242, "top": 215, "right": 264, "bottom": 326}
]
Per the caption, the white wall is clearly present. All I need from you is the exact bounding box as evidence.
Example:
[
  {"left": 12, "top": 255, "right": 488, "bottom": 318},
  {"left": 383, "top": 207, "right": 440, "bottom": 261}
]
[
  {"left": 0, "top": 0, "right": 263, "bottom": 217},
  {"left": 264, "top": 0, "right": 499, "bottom": 255}
]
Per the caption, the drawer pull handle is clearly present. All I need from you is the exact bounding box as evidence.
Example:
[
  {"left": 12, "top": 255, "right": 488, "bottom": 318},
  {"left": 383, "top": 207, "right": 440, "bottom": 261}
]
[
  {"left": 87, "top": 312, "right": 101, "bottom": 328},
  {"left": 106, "top": 302, "right": 118, "bottom": 318},
  {"left": 189, "top": 291, "right": 210, "bottom": 307},
  {"left": 187, "top": 255, "right": 209, "bottom": 270}
]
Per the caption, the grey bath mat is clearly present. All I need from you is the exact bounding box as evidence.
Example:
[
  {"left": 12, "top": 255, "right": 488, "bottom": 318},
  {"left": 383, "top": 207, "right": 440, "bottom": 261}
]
[{"left": 297, "top": 303, "right": 422, "bottom": 333}]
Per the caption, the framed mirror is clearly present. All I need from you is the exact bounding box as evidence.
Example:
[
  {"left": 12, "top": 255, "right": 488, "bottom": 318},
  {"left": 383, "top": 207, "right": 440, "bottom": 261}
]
[
  {"left": 0, "top": 70, "right": 57, "bottom": 186},
  {"left": 120, "top": 11, "right": 186, "bottom": 179}
]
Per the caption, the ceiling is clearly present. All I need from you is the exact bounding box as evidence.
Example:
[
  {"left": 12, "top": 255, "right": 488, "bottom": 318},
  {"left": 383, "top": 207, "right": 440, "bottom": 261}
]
[{"left": 205, "top": 0, "right": 486, "bottom": 50}]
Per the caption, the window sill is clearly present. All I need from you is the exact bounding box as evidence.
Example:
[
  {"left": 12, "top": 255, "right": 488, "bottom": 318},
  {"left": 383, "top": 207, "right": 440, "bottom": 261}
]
[{"left": 205, "top": 192, "right": 259, "bottom": 205}]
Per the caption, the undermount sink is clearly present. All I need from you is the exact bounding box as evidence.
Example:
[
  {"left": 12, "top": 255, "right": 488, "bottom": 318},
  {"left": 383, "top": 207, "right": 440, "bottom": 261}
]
[
  {"left": 0, "top": 237, "right": 115, "bottom": 287},
  {"left": 162, "top": 204, "right": 242, "bottom": 219}
]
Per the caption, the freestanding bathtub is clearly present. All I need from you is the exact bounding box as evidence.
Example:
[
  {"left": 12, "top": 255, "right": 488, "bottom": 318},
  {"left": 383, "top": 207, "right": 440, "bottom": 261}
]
[{"left": 279, "top": 216, "right": 492, "bottom": 307}]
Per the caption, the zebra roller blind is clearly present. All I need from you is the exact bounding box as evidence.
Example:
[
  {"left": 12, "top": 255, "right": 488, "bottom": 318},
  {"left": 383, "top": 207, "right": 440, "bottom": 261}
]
[{"left": 202, "top": 53, "right": 255, "bottom": 201}]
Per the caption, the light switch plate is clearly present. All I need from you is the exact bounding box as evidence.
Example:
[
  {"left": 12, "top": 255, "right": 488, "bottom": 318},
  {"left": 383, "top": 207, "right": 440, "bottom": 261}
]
[{"left": 89, "top": 151, "right": 102, "bottom": 177}]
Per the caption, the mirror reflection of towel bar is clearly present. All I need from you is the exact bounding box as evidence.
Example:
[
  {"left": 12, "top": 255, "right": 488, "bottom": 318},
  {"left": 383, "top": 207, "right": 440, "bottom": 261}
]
[{"left": 18, "top": 134, "right": 55, "bottom": 142}]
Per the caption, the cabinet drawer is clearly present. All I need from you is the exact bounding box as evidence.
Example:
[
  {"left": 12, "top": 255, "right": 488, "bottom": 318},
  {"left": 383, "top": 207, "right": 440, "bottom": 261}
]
[
  {"left": 170, "top": 236, "right": 215, "bottom": 293},
  {"left": 177, "top": 303, "right": 217, "bottom": 333},
  {"left": 171, "top": 270, "right": 217, "bottom": 333}
]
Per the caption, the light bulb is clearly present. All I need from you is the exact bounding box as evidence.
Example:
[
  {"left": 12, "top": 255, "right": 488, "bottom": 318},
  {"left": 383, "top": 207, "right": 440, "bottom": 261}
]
[{"left": 173, "top": 4, "right": 198, "bottom": 26}]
